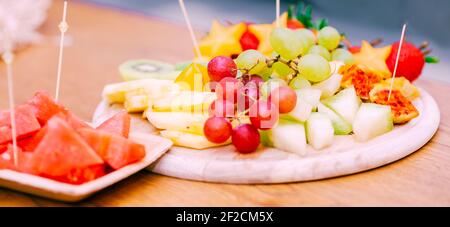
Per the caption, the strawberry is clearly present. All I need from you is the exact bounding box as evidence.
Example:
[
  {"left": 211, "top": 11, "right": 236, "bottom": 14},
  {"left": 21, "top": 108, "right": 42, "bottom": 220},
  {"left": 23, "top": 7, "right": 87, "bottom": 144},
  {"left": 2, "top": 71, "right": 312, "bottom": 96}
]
[
  {"left": 385, "top": 41, "right": 425, "bottom": 82},
  {"left": 239, "top": 23, "right": 259, "bottom": 51},
  {"left": 287, "top": 19, "right": 304, "bottom": 29}
]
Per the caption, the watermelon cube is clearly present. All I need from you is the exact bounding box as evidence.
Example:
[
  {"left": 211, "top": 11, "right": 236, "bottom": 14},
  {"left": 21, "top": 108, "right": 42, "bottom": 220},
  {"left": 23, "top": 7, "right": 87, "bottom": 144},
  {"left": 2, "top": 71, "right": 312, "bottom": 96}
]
[
  {"left": 27, "top": 91, "right": 67, "bottom": 125},
  {"left": 31, "top": 116, "right": 104, "bottom": 184},
  {"left": 78, "top": 128, "right": 145, "bottom": 170},
  {"left": 0, "top": 105, "right": 41, "bottom": 144},
  {"left": 96, "top": 111, "right": 131, "bottom": 138}
]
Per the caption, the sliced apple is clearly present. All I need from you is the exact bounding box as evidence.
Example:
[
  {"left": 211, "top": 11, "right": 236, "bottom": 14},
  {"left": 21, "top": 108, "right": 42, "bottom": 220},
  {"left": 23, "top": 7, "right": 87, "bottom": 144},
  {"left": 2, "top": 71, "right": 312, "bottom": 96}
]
[
  {"left": 312, "top": 73, "right": 343, "bottom": 98},
  {"left": 322, "top": 86, "right": 361, "bottom": 124},
  {"left": 317, "top": 103, "right": 352, "bottom": 135},
  {"left": 353, "top": 103, "right": 394, "bottom": 142},
  {"left": 306, "top": 112, "right": 334, "bottom": 150},
  {"left": 152, "top": 91, "right": 216, "bottom": 113},
  {"left": 146, "top": 111, "right": 208, "bottom": 135},
  {"left": 160, "top": 130, "right": 230, "bottom": 149}
]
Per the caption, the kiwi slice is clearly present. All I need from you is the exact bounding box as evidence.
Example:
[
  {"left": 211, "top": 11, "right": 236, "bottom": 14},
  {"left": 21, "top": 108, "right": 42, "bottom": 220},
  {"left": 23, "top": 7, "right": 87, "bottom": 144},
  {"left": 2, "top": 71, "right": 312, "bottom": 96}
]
[{"left": 119, "top": 59, "right": 177, "bottom": 81}]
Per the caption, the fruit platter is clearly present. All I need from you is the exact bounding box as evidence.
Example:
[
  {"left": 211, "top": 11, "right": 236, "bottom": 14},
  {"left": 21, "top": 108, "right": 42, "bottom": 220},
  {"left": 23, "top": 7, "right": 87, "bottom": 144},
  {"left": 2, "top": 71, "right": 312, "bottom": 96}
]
[
  {"left": 93, "top": 3, "right": 440, "bottom": 184},
  {"left": 0, "top": 1, "right": 441, "bottom": 202}
]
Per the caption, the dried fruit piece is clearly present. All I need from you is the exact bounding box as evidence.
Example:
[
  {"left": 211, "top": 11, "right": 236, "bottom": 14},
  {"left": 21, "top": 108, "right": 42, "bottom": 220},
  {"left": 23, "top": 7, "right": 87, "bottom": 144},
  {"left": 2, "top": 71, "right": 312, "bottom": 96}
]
[
  {"left": 339, "top": 64, "right": 384, "bottom": 100},
  {"left": 369, "top": 87, "right": 419, "bottom": 124}
]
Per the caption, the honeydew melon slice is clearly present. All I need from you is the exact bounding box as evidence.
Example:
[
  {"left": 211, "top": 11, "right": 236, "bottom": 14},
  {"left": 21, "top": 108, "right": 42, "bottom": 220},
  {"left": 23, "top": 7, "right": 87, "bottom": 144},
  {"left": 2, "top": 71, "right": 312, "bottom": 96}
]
[
  {"left": 322, "top": 86, "right": 361, "bottom": 124},
  {"left": 281, "top": 88, "right": 321, "bottom": 122},
  {"left": 261, "top": 119, "right": 307, "bottom": 155},
  {"left": 312, "top": 73, "right": 343, "bottom": 99},
  {"left": 353, "top": 103, "right": 394, "bottom": 142},
  {"left": 317, "top": 103, "right": 352, "bottom": 135},
  {"left": 306, "top": 112, "right": 334, "bottom": 150},
  {"left": 152, "top": 91, "right": 216, "bottom": 112}
]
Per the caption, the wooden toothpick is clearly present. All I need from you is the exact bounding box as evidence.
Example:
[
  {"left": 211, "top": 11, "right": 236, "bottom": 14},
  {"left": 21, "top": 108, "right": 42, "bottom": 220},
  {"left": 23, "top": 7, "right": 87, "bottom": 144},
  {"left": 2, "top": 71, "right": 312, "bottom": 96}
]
[
  {"left": 276, "top": 0, "right": 280, "bottom": 28},
  {"left": 55, "top": 1, "right": 69, "bottom": 102},
  {"left": 178, "top": 0, "right": 202, "bottom": 59},
  {"left": 2, "top": 35, "right": 18, "bottom": 166},
  {"left": 388, "top": 23, "right": 407, "bottom": 101}
]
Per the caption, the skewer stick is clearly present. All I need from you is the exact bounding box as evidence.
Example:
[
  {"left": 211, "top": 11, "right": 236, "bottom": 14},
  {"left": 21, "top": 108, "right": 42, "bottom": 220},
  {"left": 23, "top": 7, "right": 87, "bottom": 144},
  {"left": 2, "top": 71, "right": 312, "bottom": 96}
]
[
  {"left": 178, "top": 0, "right": 202, "bottom": 59},
  {"left": 388, "top": 24, "right": 407, "bottom": 101},
  {"left": 2, "top": 38, "right": 18, "bottom": 166},
  {"left": 276, "top": 0, "right": 280, "bottom": 27},
  {"left": 55, "top": 1, "right": 69, "bottom": 102}
]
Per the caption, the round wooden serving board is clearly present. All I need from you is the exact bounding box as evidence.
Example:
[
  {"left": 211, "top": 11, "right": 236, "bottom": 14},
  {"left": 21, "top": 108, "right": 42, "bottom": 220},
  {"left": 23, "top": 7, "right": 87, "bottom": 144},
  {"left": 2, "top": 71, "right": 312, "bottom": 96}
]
[{"left": 93, "top": 87, "right": 440, "bottom": 184}]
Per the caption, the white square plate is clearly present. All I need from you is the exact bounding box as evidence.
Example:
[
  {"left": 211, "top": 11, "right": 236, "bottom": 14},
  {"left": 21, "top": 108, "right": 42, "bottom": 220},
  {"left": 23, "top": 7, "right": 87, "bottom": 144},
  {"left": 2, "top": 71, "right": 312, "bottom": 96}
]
[{"left": 0, "top": 132, "right": 172, "bottom": 202}]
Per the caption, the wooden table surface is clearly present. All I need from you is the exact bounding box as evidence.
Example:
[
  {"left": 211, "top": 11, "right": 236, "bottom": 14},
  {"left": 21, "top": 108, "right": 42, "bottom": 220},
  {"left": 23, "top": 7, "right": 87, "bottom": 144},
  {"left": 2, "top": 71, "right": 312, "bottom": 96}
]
[{"left": 1, "top": 1, "right": 449, "bottom": 207}]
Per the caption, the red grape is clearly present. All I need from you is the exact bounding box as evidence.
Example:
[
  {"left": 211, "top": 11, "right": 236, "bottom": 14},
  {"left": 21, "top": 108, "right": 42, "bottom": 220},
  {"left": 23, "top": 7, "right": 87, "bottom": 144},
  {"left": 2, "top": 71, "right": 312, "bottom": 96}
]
[
  {"left": 249, "top": 100, "right": 279, "bottom": 130},
  {"left": 209, "top": 99, "right": 235, "bottom": 117},
  {"left": 215, "top": 77, "right": 243, "bottom": 103},
  {"left": 242, "top": 75, "right": 264, "bottom": 87},
  {"left": 231, "top": 124, "right": 260, "bottom": 153},
  {"left": 207, "top": 56, "right": 237, "bottom": 82},
  {"left": 237, "top": 82, "right": 260, "bottom": 112},
  {"left": 204, "top": 117, "right": 232, "bottom": 143},
  {"left": 269, "top": 86, "right": 297, "bottom": 113}
]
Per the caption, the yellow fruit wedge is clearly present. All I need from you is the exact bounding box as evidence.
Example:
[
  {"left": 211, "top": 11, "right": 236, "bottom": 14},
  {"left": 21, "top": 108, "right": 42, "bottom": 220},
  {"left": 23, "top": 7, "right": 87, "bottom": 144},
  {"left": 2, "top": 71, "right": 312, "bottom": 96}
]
[
  {"left": 124, "top": 94, "right": 149, "bottom": 113},
  {"left": 152, "top": 91, "right": 216, "bottom": 113},
  {"left": 160, "top": 130, "right": 230, "bottom": 149},
  {"left": 146, "top": 111, "right": 208, "bottom": 135},
  {"left": 175, "top": 63, "right": 210, "bottom": 92},
  {"left": 102, "top": 79, "right": 179, "bottom": 104},
  {"left": 198, "top": 20, "right": 246, "bottom": 58},
  {"left": 353, "top": 40, "right": 392, "bottom": 78}
]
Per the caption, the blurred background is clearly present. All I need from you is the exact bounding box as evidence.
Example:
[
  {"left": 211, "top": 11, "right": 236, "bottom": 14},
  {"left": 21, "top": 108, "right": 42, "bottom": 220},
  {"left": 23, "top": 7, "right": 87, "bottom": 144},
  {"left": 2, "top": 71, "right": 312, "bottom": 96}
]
[{"left": 84, "top": 0, "right": 450, "bottom": 83}]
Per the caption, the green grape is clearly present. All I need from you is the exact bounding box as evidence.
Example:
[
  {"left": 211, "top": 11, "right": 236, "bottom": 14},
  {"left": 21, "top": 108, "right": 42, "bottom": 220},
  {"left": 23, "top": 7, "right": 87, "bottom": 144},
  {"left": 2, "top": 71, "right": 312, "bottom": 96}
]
[
  {"left": 295, "top": 29, "right": 315, "bottom": 55},
  {"left": 260, "top": 78, "right": 287, "bottom": 98},
  {"left": 289, "top": 76, "right": 312, "bottom": 89},
  {"left": 331, "top": 48, "right": 355, "bottom": 64},
  {"left": 258, "top": 66, "right": 273, "bottom": 81},
  {"left": 307, "top": 45, "right": 331, "bottom": 61},
  {"left": 272, "top": 61, "right": 294, "bottom": 81},
  {"left": 298, "top": 54, "right": 331, "bottom": 82},
  {"left": 317, "top": 26, "right": 340, "bottom": 51},
  {"left": 235, "top": 50, "right": 267, "bottom": 74},
  {"left": 270, "top": 28, "right": 304, "bottom": 60}
]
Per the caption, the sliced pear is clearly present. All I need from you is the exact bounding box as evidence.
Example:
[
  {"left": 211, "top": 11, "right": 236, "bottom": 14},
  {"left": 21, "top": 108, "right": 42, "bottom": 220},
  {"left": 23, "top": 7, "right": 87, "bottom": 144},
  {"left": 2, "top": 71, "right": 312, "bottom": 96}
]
[
  {"left": 317, "top": 103, "right": 352, "bottom": 135},
  {"left": 353, "top": 103, "right": 394, "bottom": 142},
  {"left": 271, "top": 119, "right": 307, "bottom": 155},
  {"left": 146, "top": 111, "right": 208, "bottom": 135},
  {"left": 281, "top": 88, "right": 321, "bottom": 122},
  {"left": 152, "top": 91, "right": 215, "bottom": 113},
  {"left": 312, "top": 73, "right": 343, "bottom": 98},
  {"left": 102, "top": 79, "right": 178, "bottom": 104},
  {"left": 322, "top": 86, "right": 361, "bottom": 124},
  {"left": 160, "top": 130, "right": 230, "bottom": 149},
  {"left": 306, "top": 112, "right": 334, "bottom": 150}
]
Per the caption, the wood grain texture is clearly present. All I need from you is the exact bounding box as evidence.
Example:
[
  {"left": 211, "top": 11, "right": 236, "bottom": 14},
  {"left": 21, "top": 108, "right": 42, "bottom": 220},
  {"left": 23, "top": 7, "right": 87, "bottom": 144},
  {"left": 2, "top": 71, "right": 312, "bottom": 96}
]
[{"left": 1, "top": 0, "right": 450, "bottom": 206}]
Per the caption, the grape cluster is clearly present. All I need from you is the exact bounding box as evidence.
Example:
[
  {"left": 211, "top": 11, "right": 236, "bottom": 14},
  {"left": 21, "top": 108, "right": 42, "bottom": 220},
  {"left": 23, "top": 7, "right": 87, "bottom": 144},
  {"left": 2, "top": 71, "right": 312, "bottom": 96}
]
[{"left": 204, "top": 26, "right": 352, "bottom": 153}]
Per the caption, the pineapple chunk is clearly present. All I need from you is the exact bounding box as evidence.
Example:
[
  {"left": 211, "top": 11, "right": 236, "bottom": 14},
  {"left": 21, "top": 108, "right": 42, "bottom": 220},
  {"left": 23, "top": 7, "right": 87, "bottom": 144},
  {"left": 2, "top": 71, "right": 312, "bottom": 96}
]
[
  {"left": 152, "top": 91, "right": 215, "bottom": 113},
  {"left": 160, "top": 130, "right": 230, "bottom": 149},
  {"left": 125, "top": 94, "right": 149, "bottom": 113},
  {"left": 102, "top": 79, "right": 179, "bottom": 104}
]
